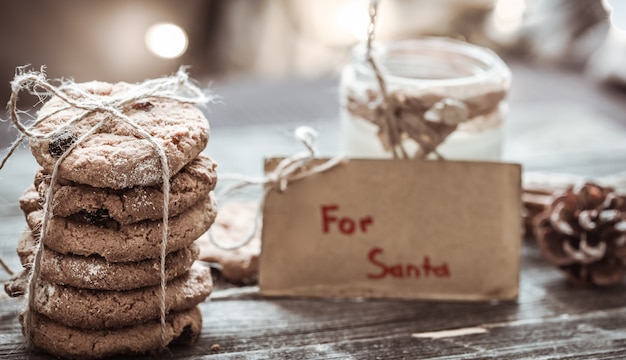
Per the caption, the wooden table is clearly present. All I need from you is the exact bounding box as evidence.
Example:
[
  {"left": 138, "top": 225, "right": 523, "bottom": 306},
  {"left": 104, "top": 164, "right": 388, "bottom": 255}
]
[{"left": 2, "top": 62, "right": 626, "bottom": 359}]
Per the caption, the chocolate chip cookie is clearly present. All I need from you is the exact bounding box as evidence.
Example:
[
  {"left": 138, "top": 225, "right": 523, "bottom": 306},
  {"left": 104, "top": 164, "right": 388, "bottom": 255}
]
[
  {"left": 17, "top": 231, "right": 199, "bottom": 291},
  {"left": 36, "top": 154, "right": 217, "bottom": 224},
  {"left": 29, "top": 81, "right": 210, "bottom": 189},
  {"left": 25, "top": 306, "right": 203, "bottom": 359},
  {"left": 24, "top": 192, "right": 217, "bottom": 262}
]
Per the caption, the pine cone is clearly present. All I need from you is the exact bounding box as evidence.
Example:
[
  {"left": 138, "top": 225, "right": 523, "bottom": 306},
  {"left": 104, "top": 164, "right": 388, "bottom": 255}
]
[{"left": 534, "top": 183, "right": 626, "bottom": 286}]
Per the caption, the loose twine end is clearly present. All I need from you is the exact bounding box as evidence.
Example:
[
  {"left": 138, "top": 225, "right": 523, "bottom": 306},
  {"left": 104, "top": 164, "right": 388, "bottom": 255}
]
[
  {"left": 2, "top": 66, "right": 212, "bottom": 350},
  {"left": 0, "top": 257, "right": 15, "bottom": 276}
]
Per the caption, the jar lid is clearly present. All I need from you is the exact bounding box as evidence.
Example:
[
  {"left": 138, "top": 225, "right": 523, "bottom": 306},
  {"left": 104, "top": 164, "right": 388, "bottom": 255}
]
[{"left": 352, "top": 37, "right": 511, "bottom": 91}]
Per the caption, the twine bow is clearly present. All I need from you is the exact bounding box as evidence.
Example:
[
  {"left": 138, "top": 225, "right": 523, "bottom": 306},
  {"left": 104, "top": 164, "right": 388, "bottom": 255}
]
[
  {"left": 208, "top": 126, "right": 346, "bottom": 250},
  {"left": 1, "top": 66, "right": 211, "bottom": 348}
]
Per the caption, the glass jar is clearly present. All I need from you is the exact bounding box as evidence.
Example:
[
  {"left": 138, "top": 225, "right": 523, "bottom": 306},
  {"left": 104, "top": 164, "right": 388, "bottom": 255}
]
[{"left": 339, "top": 37, "right": 512, "bottom": 161}]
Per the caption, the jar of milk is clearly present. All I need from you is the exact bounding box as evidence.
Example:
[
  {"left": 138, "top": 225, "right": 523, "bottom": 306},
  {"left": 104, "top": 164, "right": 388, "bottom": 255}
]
[{"left": 340, "top": 37, "right": 512, "bottom": 161}]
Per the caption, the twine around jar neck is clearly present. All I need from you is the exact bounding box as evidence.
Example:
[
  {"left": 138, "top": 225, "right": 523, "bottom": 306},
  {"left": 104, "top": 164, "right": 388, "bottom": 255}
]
[{"left": 354, "top": 0, "right": 508, "bottom": 160}]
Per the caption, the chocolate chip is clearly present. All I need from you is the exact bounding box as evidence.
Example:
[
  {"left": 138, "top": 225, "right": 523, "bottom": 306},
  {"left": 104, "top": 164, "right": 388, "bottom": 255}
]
[
  {"left": 174, "top": 325, "right": 198, "bottom": 345},
  {"left": 132, "top": 101, "right": 154, "bottom": 111},
  {"left": 48, "top": 130, "right": 77, "bottom": 158},
  {"left": 82, "top": 208, "right": 110, "bottom": 225},
  {"left": 70, "top": 209, "right": 120, "bottom": 230}
]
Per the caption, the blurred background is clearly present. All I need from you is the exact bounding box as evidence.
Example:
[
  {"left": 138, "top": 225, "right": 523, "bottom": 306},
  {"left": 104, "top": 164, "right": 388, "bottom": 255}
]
[
  {"left": 1, "top": 0, "right": 625, "bottom": 83},
  {"left": 0, "top": 0, "right": 626, "bottom": 167}
]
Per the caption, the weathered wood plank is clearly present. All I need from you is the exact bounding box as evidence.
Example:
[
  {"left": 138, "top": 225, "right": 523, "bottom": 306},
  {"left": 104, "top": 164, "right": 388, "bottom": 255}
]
[{"left": 1, "top": 249, "right": 626, "bottom": 360}]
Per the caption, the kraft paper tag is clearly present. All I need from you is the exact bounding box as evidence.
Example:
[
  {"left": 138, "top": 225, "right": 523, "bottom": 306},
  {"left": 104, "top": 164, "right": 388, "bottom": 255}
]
[{"left": 259, "top": 159, "right": 522, "bottom": 301}]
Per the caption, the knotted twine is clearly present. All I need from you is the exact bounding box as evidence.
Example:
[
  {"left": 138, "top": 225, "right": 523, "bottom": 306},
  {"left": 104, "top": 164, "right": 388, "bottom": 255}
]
[
  {"left": 0, "top": 66, "right": 212, "bottom": 348},
  {"left": 349, "top": 0, "right": 506, "bottom": 160},
  {"left": 208, "top": 127, "right": 346, "bottom": 250}
]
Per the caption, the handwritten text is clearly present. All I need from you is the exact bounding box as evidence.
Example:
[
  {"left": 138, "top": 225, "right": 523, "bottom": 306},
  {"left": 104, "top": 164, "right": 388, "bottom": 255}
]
[{"left": 367, "top": 247, "right": 451, "bottom": 279}]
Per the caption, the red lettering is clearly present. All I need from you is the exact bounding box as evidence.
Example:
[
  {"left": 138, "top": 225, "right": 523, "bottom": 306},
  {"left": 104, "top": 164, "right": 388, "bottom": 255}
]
[
  {"left": 366, "top": 247, "right": 451, "bottom": 280},
  {"left": 360, "top": 217, "right": 373, "bottom": 233},
  {"left": 321, "top": 204, "right": 374, "bottom": 235},
  {"left": 433, "top": 264, "right": 450, "bottom": 277},
  {"left": 321, "top": 204, "right": 338, "bottom": 233},
  {"left": 339, "top": 218, "right": 355, "bottom": 234},
  {"left": 406, "top": 264, "right": 421, "bottom": 277},
  {"left": 389, "top": 265, "right": 403, "bottom": 278},
  {"left": 367, "top": 247, "right": 387, "bottom": 279},
  {"left": 422, "top": 256, "right": 432, "bottom": 277}
]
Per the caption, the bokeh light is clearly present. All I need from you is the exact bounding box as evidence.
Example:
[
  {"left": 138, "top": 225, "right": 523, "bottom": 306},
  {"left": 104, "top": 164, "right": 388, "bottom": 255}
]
[
  {"left": 145, "top": 22, "right": 188, "bottom": 59},
  {"left": 492, "top": 0, "right": 526, "bottom": 35}
]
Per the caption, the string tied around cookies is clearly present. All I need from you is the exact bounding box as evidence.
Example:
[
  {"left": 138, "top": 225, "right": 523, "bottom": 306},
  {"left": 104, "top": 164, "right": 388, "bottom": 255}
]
[
  {"left": 1, "top": 66, "right": 213, "bottom": 349},
  {"left": 208, "top": 126, "right": 347, "bottom": 251}
]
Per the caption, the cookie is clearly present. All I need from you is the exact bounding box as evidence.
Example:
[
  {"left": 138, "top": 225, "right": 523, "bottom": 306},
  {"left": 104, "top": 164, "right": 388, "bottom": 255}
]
[
  {"left": 197, "top": 201, "right": 260, "bottom": 284},
  {"left": 8, "top": 264, "right": 212, "bottom": 329},
  {"left": 25, "top": 192, "right": 217, "bottom": 262},
  {"left": 19, "top": 185, "right": 41, "bottom": 214},
  {"left": 25, "top": 306, "right": 202, "bottom": 359},
  {"left": 17, "top": 231, "right": 199, "bottom": 291},
  {"left": 29, "top": 81, "right": 210, "bottom": 189},
  {"left": 35, "top": 154, "right": 217, "bottom": 225}
]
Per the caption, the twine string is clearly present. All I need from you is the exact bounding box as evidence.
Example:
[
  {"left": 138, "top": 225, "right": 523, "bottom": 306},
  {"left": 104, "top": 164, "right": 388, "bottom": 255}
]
[
  {"left": 365, "top": 0, "right": 407, "bottom": 159},
  {"left": 208, "top": 126, "right": 346, "bottom": 251},
  {"left": 2, "top": 67, "right": 210, "bottom": 349},
  {"left": 0, "top": 257, "right": 14, "bottom": 276}
]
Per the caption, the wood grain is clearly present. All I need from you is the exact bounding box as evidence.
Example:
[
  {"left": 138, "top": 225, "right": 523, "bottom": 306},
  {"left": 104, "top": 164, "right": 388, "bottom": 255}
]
[{"left": 1, "top": 243, "right": 625, "bottom": 359}]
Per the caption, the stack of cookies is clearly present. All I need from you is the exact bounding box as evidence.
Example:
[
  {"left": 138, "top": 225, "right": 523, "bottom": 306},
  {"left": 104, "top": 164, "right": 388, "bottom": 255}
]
[{"left": 4, "top": 80, "right": 218, "bottom": 358}]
